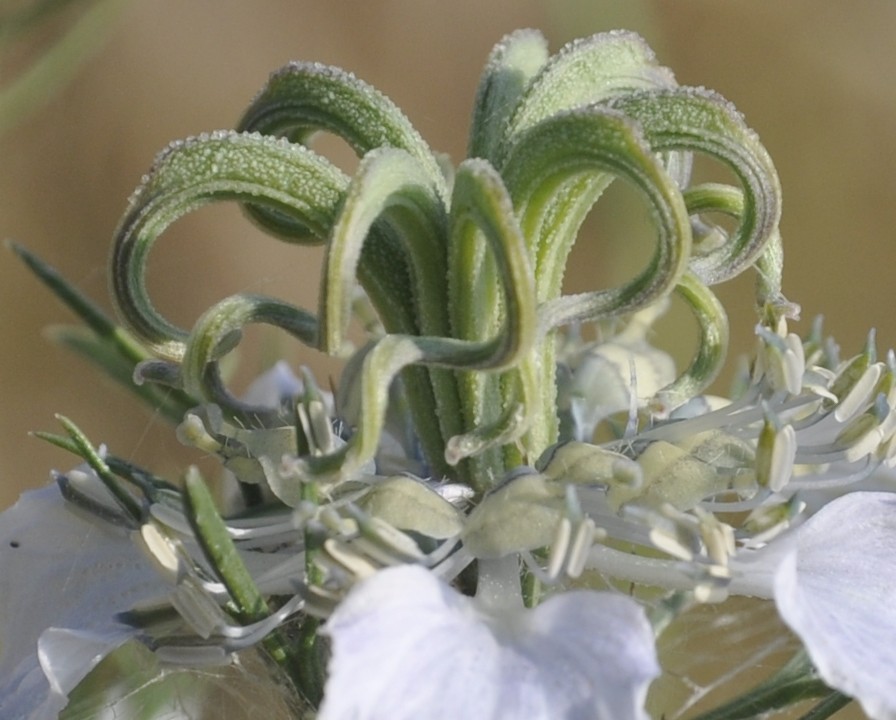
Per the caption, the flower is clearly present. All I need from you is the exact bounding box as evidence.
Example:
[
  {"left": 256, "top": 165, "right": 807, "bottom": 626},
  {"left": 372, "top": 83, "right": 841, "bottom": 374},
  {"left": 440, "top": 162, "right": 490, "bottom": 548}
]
[
  {"left": 0, "top": 477, "right": 162, "bottom": 720},
  {"left": 736, "top": 491, "right": 896, "bottom": 720},
  {"left": 319, "top": 563, "right": 659, "bottom": 720},
  {"left": 7, "top": 24, "right": 896, "bottom": 720}
]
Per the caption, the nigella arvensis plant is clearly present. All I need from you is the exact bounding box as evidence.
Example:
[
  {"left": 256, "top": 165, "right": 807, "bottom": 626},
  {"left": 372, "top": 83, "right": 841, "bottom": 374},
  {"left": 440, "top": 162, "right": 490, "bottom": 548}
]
[{"left": 3, "top": 28, "right": 896, "bottom": 720}]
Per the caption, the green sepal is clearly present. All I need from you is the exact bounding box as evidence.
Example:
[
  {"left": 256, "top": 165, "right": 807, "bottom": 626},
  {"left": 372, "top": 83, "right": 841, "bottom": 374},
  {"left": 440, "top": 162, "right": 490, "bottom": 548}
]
[
  {"left": 182, "top": 467, "right": 312, "bottom": 701},
  {"left": 9, "top": 241, "right": 149, "bottom": 365},
  {"left": 48, "top": 415, "right": 145, "bottom": 523}
]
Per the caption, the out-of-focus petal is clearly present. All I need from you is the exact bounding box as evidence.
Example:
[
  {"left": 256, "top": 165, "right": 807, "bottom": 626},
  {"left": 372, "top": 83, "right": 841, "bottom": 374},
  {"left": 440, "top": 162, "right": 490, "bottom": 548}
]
[
  {"left": 242, "top": 360, "right": 304, "bottom": 407},
  {"left": 774, "top": 491, "right": 896, "bottom": 720},
  {"left": 0, "top": 484, "right": 162, "bottom": 719},
  {"left": 319, "top": 564, "right": 658, "bottom": 720}
]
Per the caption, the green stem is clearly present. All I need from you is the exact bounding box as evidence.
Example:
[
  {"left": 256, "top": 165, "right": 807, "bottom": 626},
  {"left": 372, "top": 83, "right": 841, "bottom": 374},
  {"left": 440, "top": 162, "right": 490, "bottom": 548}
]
[
  {"left": 797, "top": 692, "right": 853, "bottom": 720},
  {"left": 294, "top": 399, "right": 327, "bottom": 705},
  {"left": 0, "top": 0, "right": 128, "bottom": 135},
  {"left": 688, "top": 650, "right": 833, "bottom": 720}
]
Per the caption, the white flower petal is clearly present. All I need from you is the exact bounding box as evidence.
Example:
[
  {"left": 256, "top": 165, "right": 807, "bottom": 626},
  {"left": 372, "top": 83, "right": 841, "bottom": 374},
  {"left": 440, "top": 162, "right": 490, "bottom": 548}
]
[
  {"left": 319, "top": 564, "right": 658, "bottom": 720},
  {"left": 773, "top": 491, "right": 896, "bottom": 720},
  {"left": 0, "top": 484, "right": 163, "bottom": 719}
]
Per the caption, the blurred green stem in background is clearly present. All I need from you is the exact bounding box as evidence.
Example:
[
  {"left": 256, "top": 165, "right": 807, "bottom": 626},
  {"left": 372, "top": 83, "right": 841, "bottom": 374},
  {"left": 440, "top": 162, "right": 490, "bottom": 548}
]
[{"left": 0, "top": 0, "right": 128, "bottom": 136}]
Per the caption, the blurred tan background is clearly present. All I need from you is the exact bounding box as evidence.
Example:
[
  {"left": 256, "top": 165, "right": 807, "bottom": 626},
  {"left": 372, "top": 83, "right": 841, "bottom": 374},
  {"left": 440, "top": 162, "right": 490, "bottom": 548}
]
[{"left": 3, "top": 0, "right": 896, "bottom": 516}]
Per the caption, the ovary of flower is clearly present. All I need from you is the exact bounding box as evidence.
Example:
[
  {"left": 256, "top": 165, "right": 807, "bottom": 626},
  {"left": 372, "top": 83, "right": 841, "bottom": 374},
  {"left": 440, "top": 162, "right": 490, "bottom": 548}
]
[
  {"left": 355, "top": 474, "right": 465, "bottom": 539},
  {"left": 463, "top": 470, "right": 567, "bottom": 559},
  {"left": 539, "top": 441, "right": 643, "bottom": 491},
  {"left": 608, "top": 438, "right": 730, "bottom": 511},
  {"left": 317, "top": 563, "right": 660, "bottom": 720}
]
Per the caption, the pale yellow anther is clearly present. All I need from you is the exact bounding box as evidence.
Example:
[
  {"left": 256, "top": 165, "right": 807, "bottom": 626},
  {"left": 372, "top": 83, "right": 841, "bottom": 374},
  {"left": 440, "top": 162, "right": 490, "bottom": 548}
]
[
  {"left": 138, "top": 521, "right": 182, "bottom": 583},
  {"left": 355, "top": 515, "right": 426, "bottom": 564},
  {"left": 648, "top": 527, "right": 694, "bottom": 561},
  {"left": 567, "top": 518, "right": 597, "bottom": 578},
  {"left": 547, "top": 517, "right": 573, "bottom": 580},
  {"left": 176, "top": 413, "right": 223, "bottom": 454},
  {"left": 756, "top": 415, "right": 795, "bottom": 492},
  {"left": 696, "top": 510, "right": 735, "bottom": 566},
  {"left": 322, "top": 538, "right": 378, "bottom": 580},
  {"left": 297, "top": 399, "right": 335, "bottom": 455},
  {"left": 835, "top": 363, "right": 884, "bottom": 424},
  {"left": 694, "top": 582, "right": 728, "bottom": 604},
  {"left": 170, "top": 575, "right": 228, "bottom": 639},
  {"left": 319, "top": 506, "right": 358, "bottom": 535}
]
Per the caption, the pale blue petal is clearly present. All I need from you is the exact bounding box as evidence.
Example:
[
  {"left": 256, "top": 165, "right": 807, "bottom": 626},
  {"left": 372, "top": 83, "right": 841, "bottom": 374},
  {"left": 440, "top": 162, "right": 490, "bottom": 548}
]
[
  {"left": 319, "top": 564, "right": 658, "bottom": 720},
  {"left": 241, "top": 360, "right": 304, "bottom": 407},
  {"left": 0, "top": 484, "right": 163, "bottom": 719},
  {"left": 774, "top": 491, "right": 896, "bottom": 720}
]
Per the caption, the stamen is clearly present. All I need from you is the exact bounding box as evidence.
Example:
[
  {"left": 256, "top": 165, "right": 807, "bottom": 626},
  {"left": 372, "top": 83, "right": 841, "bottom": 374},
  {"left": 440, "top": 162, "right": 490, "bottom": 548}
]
[
  {"left": 567, "top": 517, "right": 598, "bottom": 578},
  {"left": 348, "top": 506, "right": 427, "bottom": 564},
  {"left": 546, "top": 517, "right": 572, "bottom": 580},
  {"left": 740, "top": 496, "right": 805, "bottom": 547},
  {"left": 139, "top": 521, "right": 182, "bottom": 582},
  {"left": 833, "top": 363, "right": 883, "bottom": 423},
  {"left": 320, "top": 538, "right": 379, "bottom": 580},
  {"left": 755, "top": 323, "right": 804, "bottom": 395},
  {"left": 755, "top": 412, "right": 795, "bottom": 492},
  {"left": 170, "top": 575, "right": 230, "bottom": 639},
  {"left": 297, "top": 399, "right": 335, "bottom": 456},
  {"left": 176, "top": 412, "right": 223, "bottom": 454},
  {"left": 648, "top": 528, "right": 695, "bottom": 562},
  {"left": 694, "top": 508, "right": 735, "bottom": 567}
]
